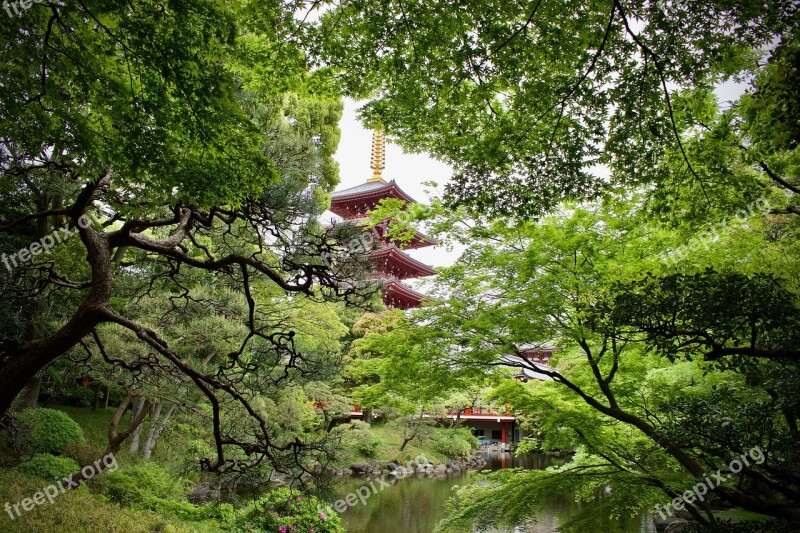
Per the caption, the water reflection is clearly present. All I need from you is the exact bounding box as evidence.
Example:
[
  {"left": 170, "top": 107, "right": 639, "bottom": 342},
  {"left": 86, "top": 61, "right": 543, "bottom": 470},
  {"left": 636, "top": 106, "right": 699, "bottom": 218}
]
[
  {"left": 331, "top": 452, "right": 655, "bottom": 533},
  {"left": 481, "top": 450, "right": 568, "bottom": 470}
]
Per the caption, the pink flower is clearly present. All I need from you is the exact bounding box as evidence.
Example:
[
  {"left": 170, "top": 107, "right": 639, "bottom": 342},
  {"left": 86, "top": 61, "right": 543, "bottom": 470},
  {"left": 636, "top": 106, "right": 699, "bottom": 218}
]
[
  {"left": 291, "top": 526, "right": 297, "bottom": 531},
  {"left": 319, "top": 513, "right": 326, "bottom": 521},
  {"left": 279, "top": 526, "right": 288, "bottom": 533},
  {"left": 309, "top": 528, "right": 315, "bottom": 532}
]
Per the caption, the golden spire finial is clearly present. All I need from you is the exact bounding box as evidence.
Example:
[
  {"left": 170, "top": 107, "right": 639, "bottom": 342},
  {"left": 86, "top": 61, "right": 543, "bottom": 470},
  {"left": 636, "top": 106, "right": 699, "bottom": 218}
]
[{"left": 367, "top": 129, "right": 386, "bottom": 183}]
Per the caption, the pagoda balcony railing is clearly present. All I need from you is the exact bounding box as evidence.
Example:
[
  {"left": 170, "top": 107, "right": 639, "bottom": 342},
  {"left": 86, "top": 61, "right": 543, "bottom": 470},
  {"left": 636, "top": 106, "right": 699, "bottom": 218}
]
[
  {"left": 331, "top": 404, "right": 516, "bottom": 420},
  {"left": 458, "top": 406, "right": 514, "bottom": 417},
  {"left": 417, "top": 407, "right": 515, "bottom": 418},
  {"left": 367, "top": 273, "right": 415, "bottom": 284}
]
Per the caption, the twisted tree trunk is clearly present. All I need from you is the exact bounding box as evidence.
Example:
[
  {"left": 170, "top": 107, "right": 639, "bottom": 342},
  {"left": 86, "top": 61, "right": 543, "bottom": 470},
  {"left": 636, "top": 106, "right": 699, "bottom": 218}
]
[
  {"left": 0, "top": 200, "right": 113, "bottom": 417},
  {"left": 65, "top": 394, "right": 150, "bottom": 488}
]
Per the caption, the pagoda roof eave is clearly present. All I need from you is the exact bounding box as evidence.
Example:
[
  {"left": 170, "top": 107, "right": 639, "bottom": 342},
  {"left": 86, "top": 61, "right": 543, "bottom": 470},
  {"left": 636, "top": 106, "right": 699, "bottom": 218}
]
[
  {"left": 383, "top": 280, "right": 430, "bottom": 308},
  {"left": 330, "top": 180, "right": 417, "bottom": 205},
  {"left": 368, "top": 244, "right": 437, "bottom": 277},
  {"left": 402, "top": 235, "right": 438, "bottom": 250}
]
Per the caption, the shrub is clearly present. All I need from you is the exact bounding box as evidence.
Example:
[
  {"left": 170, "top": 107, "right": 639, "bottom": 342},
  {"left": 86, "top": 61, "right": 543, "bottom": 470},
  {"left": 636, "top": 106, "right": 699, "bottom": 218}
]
[
  {"left": 16, "top": 408, "right": 87, "bottom": 455},
  {"left": 361, "top": 434, "right": 383, "bottom": 457},
  {"left": 15, "top": 453, "right": 79, "bottom": 479},
  {"left": 142, "top": 497, "right": 207, "bottom": 521},
  {"left": 98, "top": 462, "right": 186, "bottom": 506},
  {"left": 431, "top": 428, "right": 476, "bottom": 458},
  {"left": 0, "top": 469, "right": 208, "bottom": 533},
  {"left": 235, "top": 488, "right": 344, "bottom": 533},
  {"left": 94, "top": 463, "right": 227, "bottom": 524},
  {"left": 330, "top": 420, "right": 378, "bottom": 463}
]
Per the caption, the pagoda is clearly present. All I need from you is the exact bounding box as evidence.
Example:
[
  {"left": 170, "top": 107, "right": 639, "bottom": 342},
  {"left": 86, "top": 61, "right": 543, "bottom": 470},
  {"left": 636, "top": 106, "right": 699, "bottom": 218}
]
[{"left": 329, "top": 131, "right": 436, "bottom": 309}]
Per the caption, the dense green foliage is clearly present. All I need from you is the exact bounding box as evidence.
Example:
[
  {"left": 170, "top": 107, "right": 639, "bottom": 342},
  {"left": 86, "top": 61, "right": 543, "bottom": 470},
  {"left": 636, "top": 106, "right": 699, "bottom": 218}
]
[
  {"left": 358, "top": 186, "right": 800, "bottom": 529},
  {"left": 234, "top": 488, "right": 344, "bottom": 533},
  {"left": 429, "top": 428, "right": 476, "bottom": 459},
  {"left": 0, "top": 0, "right": 302, "bottom": 208},
  {"left": 2, "top": 1, "right": 799, "bottom": 532},
  {"left": 0, "top": 0, "right": 361, "bottom": 479},
  {"left": 0, "top": 469, "right": 210, "bottom": 533},
  {"left": 313, "top": 0, "right": 798, "bottom": 217},
  {"left": 15, "top": 453, "right": 80, "bottom": 480},
  {"left": 15, "top": 408, "right": 86, "bottom": 455},
  {"left": 331, "top": 420, "right": 382, "bottom": 460},
  {"left": 99, "top": 463, "right": 186, "bottom": 507}
]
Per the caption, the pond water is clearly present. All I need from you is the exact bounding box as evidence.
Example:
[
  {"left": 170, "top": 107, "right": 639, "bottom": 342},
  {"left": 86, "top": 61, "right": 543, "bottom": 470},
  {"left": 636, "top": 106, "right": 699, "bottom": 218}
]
[{"left": 330, "top": 452, "right": 656, "bottom": 533}]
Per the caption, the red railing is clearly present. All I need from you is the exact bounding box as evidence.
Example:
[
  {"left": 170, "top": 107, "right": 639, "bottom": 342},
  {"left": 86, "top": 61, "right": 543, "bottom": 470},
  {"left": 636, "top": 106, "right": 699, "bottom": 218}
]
[{"left": 459, "top": 407, "right": 514, "bottom": 417}]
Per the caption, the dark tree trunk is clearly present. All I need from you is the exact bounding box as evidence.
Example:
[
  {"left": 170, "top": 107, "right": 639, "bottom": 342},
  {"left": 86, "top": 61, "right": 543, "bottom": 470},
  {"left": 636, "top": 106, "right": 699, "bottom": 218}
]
[
  {"left": 91, "top": 385, "right": 101, "bottom": 410},
  {"left": 0, "top": 308, "right": 105, "bottom": 417},
  {"left": 450, "top": 408, "right": 464, "bottom": 429},
  {"left": 18, "top": 294, "right": 48, "bottom": 410},
  {"left": 20, "top": 373, "right": 43, "bottom": 409},
  {"left": 106, "top": 394, "right": 150, "bottom": 455},
  {"left": 0, "top": 221, "right": 113, "bottom": 418},
  {"left": 400, "top": 433, "right": 416, "bottom": 451},
  {"left": 326, "top": 417, "right": 339, "bottom": 433},
  {"left": 400, "top": 424, "right": 418, "bottom": 451}
]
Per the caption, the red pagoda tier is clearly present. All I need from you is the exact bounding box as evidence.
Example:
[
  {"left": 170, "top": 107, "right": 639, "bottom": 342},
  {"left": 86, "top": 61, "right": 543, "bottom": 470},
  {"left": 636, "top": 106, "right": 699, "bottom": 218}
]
[
  {"left": 368, "top": 244, "right": 437, "bottom": 280},
  {"left": 328, "top": 130, "right": 436, "bottom": 309},
  {"left": 383, "top": 280, "right": 429, "bottom": 310}
]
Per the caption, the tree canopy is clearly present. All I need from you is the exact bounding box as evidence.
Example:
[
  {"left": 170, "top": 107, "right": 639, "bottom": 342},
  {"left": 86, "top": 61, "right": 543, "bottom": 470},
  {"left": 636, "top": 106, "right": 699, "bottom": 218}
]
[
  {"left": 313, "top": 0, "right": 798, "bottom": 218},
  {"left": 366, "top": 195, "right": 800, "bottom": 528},
  {"left": 0, "top": 0, "right": 372, "bottom": 476},
  {"left": 2, "top": 2, "right": 800, "bottom": 530}
]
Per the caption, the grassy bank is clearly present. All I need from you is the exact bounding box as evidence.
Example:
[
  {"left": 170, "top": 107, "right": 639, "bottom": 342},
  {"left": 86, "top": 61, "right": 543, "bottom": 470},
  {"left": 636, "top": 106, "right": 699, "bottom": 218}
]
[
  {"left": 54, "top": 405, "right": 474, "bottom": 468},
  {"left": 0, "top": 405, "right": 475, "bottom": 532},
  {"left": 349, "top": 423, "right": 474, "bottom": 466},
  {"left": 0, "top": 469, "right": 219, "bottom": 533}
]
